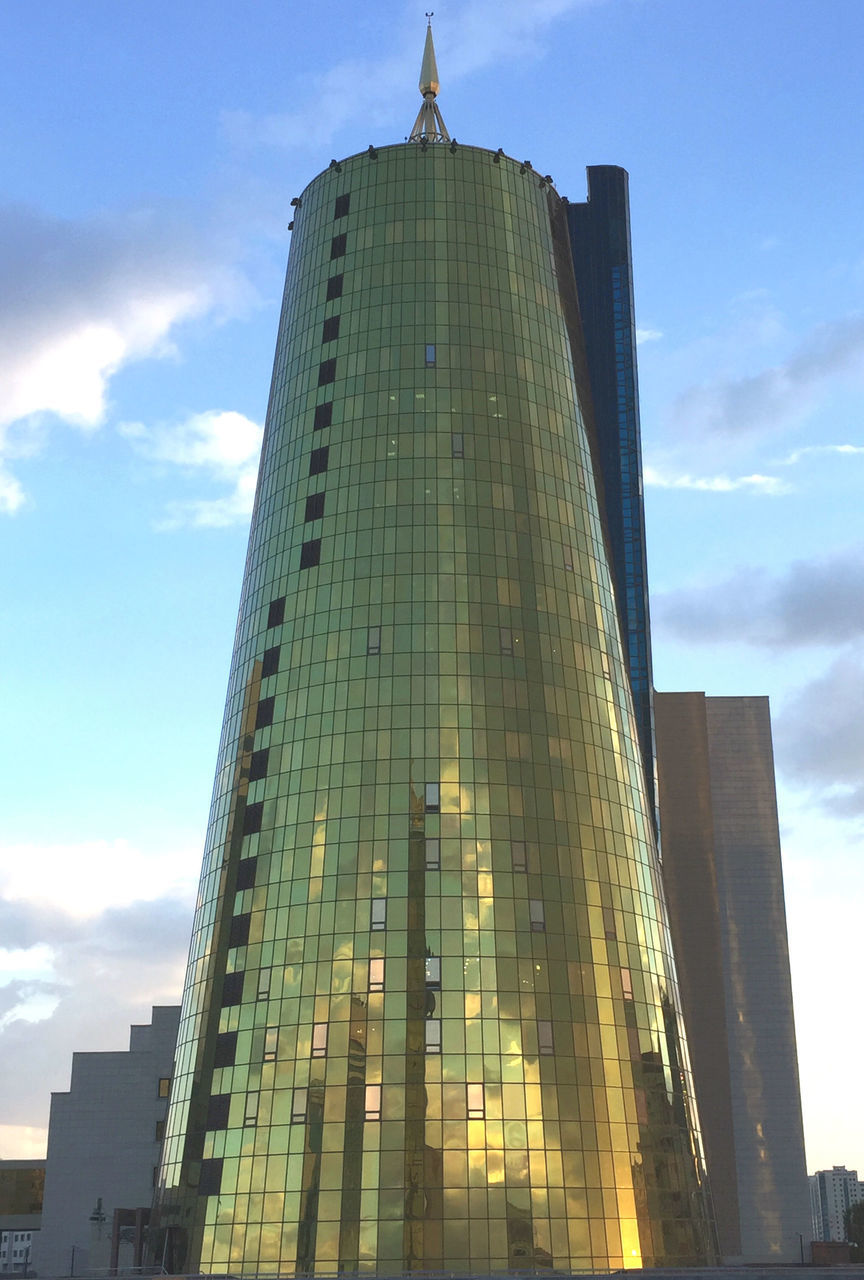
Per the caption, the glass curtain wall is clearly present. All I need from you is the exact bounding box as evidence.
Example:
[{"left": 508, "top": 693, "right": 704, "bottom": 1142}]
[{"left": 153, "top": 143, "right": 714, "bottom": 1275}]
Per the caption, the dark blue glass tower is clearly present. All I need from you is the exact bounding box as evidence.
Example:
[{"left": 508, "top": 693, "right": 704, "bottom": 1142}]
[{"left": 566, "top": 167, "right": 657, "bottom": 829}]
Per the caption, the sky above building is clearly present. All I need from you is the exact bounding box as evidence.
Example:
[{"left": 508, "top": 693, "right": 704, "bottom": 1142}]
[{"left": 0, "top": 0, "right": 861, "bottom": 1177}]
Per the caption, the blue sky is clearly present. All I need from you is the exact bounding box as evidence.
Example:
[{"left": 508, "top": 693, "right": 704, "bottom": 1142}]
[{"left": 1, "top": 0, "right": 862, "bottom": 1175}]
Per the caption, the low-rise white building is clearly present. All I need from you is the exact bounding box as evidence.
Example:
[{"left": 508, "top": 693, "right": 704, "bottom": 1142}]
[{"left": 34, "top": 1007, "right": 179, "bottom": 1278}]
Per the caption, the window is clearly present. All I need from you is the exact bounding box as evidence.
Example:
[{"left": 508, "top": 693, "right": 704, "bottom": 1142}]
[
  {"left": 425, "top": 343, "right": 436, "bottom": 366},
  {"left": 207, "top": 1094, "right": 231, "bottom": 1130},
  {"left": 311, "top": 1022, "right": 328, "bottom": 1057},
  {"left": 257, "top": 968, "right": 271, "bottom": 1001},
  {"left": 263, "top": 1026, "right": 279, "bottom": 1061},
  {"left": 603, "top": 906, "right": 616, "bottom": 939},
  {"left": 621, "top": 968, "right": 634, "bottom": 999},
  {"left": 198, "top": 1158, "right": 223, "bottom": 1197},
  {"left": 512, "top": 841, "right": 527, "bottom": 871},
  {"left": 451, "top": 432, "right": 464, "bottom": 458},
  {"left": 261, "top": 645, "right": 280, "bottom": 677},
  {"left": 500, "top": 627, "right": 513, "bottom": 656},
  {"left": 330, "top": 232, "right": 347, "bottom": 259},
  {"left": 266, "top": 596, "right": 285, "bottom": 628},
  {"left": 255, "top": 696, "right": 274, "bottom": 729},
  {"left": 249, "top": 748, "right": 269, "bottom": 782},
  {"left": 291, "top": 1087, "right": 308, "bottom": 1123},
  {"left": 229, "top": 912, "right": 251, "bottom": 948},
  {"left": 425, "top": 956, "right": 441, "bottom": 988},
  {"left": 425, "top": 837, "right": 440, "bottom": 869},
  {"left": 322, "top": 315, "right": 340, "bottom": 342},
  {"left": 305, "top": 492, "right": 325, "bottom": 522},
  {"left": 314, "top": 401, "right": 333, "bottom": 430},
  {"left": 318, "top": 357, "right": 336, "bottom": 385},
  {"left": 299, "top": 539, "right": 321, "bottom": 569},
  {"left": 221, "top": 971, "right": 244, "bottom": 1006},
  {"left": 155, "top": 1118, "right": 166, "bottom": 1141},
  {"left": 367, "top": 625, "right": 381, "bottom": 655},
  {"left": 364, "top": 1084, "right": 381, "bottom": 1120},
  {"left": 425, "top": 782, "right": 440, "bottom": 813},
  {"left": 243, "top": 801, "right": 263, "bottom": 834},
  {"left": 326, "top": 273, "right": 343, "bottom": 301},
  {"left": 529, "top": 899, "right": 545, "bottom": 932},
  {"left": 157, "top": 1077, "right": 171, "bottom": 1098},
  {"left": 369, "top": 958, "right": 385, "bottom": 992},
  {"left": 425, "top": 1019, "right": 441, "bottom": 1053},
  {"left": 214, "top": 1031, "right": 237, "bottom": 1068},
  {"left": 333, "top": 193, "right": 350, "bottom": 218},
  {"left": 371, "top": 898, "right": 386, "bottom": 930},
  {"left": 243, "top": 1092, "right": 259, "bottom": 1127},
  {"left": 309, "top": 446, "right": 329, "bottom": 475},
  {"left": 538, "top": 1020, "right": 554, "bottom": 1055},
  {"left": 467, "top": 1084, "right": 485, "bottom": 1119}
]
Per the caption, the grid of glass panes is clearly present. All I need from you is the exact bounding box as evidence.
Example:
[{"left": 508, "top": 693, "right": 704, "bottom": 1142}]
[{"left": 155, "top": 143, "right": 711, "bottom": 1277}]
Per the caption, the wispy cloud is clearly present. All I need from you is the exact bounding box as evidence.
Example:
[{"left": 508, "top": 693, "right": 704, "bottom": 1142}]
[
  {"left": 779, "top": 442, "right": 864, "bottom": 466},
  {"left": 644, "top": 465, "right": 790, "bottom": 494},
  {"left": 121, "top": 409, "right": 263, "bottom": 529},
  {"left": 224, "top": 0, "right": 602, "bottom": 152},
  {"left": 671, "top": 314, "right": 864, "bottom": 438},
  {"left": 636, "top": 328, "right": 663, "bottom": 345}
]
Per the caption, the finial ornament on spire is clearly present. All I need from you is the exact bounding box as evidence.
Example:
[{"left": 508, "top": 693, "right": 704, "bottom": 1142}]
[{"left": 409, "top": 18, "right": 450, "bottom": 143}]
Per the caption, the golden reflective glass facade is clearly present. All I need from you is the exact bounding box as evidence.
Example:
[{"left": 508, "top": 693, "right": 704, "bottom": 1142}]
[{"left": 154, "top": 144, "right": 715, "bottom": 1274}]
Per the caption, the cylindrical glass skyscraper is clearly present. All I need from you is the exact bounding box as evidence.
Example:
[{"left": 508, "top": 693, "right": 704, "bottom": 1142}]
[{"left": 153, "top": 137, "right": 715, "bottom": 1274}]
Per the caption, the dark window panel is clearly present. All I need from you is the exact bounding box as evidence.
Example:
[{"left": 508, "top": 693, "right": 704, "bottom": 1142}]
[
  {"left": 236, "top": 857, "right": 258, "bottom": 891},
  {"left": 305, "top": 492, "right": 325, "bottom": 522},
  {"left": 155, "top": 1119, "right": 166, "bottom": 1141},
  {"left": 213, "top": 1031, "right": 237, "bottom": 1068},
  {"left": 241, "top": 803, "right": 262, "bottom": 834},
  {"left": 326, "top": 274, "right": 344, "bottom": 301},
  {"left": 425, "top": 343, "right": 436, "bottom": 366},
  {"left": 228, "top": 913, "right": 251, "bottom": 949},
  {"left": 249, "top": 749, "right": 269, "bottom": 782},
  {"left": 367, "top": 625, "right": 381, "bottom": 655},
  {"left": 451, "top": 432, "right": 464, "bottom": 458},
  {"left": 425, "top": 782, "right": 440, "bottom": 812},
  {"left": 330, "top": 232, "right": 347, "bottom": 259},
  {"left": 206, "top": 1094, "right": 231, "bottom": 1131},
  {"left": 261, "top": 646, "right": 280, "bottom": 678},
  {"left": 314, "top": 401, "right": 333, "bottom": 431},
  {"left": 334, "top": 193, "right": 350, "bottom": 218},
  {"left": 299, "top": 539, "right": 321, "bottom": 570},
  {"left": 318, "top": 358, "right": 336, "bottom": 386},
  {"left": 255, "top": 697, "right": 274, "bottom": 730},
  {"left": 266, "top": 597, "right": 285, "bottom": 628},
  {"left": 309, "top": 446, "right": 329, "bottom": 476},
  {"left": 322, "top": 315, "right": 340, "bottom": 343},
  {"left": 221, "top": 971, "right": 245, "bottom": 1006},
  {"left": 198, "top": 1158, "right": 223, "bottom": 1197}
]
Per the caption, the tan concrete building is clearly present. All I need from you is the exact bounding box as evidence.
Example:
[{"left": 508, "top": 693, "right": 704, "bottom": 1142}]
[{"left": 655, "top": 693, "right": 811, "bottom": 1264}]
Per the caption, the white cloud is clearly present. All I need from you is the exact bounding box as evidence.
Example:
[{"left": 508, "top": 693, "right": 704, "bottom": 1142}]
[
  {"left": 0, "top": 1125, "right": 48, "bottom": 1159},
  {"left": 643, "top": 465, "right": 790, "bottom": 495},
  {"left": 636, "top": 327, "right": 663, "bottom": 345},
  {"left": 0, "top": 837, "right": 199, "bottom": 919},
  {"left": 0, "top": 204, "right": 245, "bottom": 513},
  {"left": 780, "top": 442, "right": 864, "bottom": 466},
  {"left": 122, "top": 409, "right": 264, "bottom": 528},
  {"left": 225, "top": 0, "right": 602, "bottom": 152}
]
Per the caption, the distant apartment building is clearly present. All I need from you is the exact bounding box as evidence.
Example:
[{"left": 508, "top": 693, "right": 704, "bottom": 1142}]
[
  {"left": 810, "top": 1166, "right": 864, "bottom": 1242},
  {"left": 34, "top": 1006, "right": 179, "bottom": 1278},
  {"left": 655, "top": 693, "right": 811, "bottom": 1264},
  {"left": 0, "top": 1159, "right": 44, "bottom": 1275}
]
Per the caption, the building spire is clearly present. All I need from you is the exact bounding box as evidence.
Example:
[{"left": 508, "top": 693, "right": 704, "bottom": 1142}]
[{"left": 409, "top": 16, "right": 450, "bottom": 142}]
